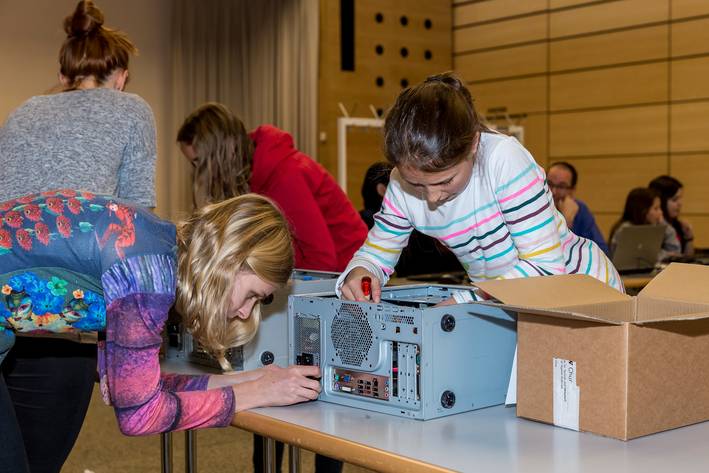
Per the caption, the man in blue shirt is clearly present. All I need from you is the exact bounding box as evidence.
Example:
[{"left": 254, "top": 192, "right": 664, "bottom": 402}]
[{"left": 547, "top": 162, "right": 610, "bottom": 255}]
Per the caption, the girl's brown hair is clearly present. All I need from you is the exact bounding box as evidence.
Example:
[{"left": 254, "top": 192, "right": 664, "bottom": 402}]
[
  {"left": 177, "top": 103, "right": 254, "bottom": 206},
  {"left": 383, "top": 71, "right": 490, "bottom": 172},
  {"left": 60, "top": 0, "right": 137, "bottom": 90},
  {"left": 609, "top": 187, "right": 660, "bottom": 242},
  {"left": 176, "top": 194, "right": 293, "bottom": 370}
]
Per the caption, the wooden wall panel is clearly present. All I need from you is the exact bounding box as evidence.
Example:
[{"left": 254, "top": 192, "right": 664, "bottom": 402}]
[
  {"left": 451, "top": 0, "right": 709, "bottom": 249},
  {"left": 469, "top": 76, "right": 547, "bottom": 115},
  {"left": 519, "top": 114, "right": 549, "bottom": 167},
  {"left": 671, "top": 57, "right": 709, "bottom": 100},
  {"left": 550, "top": 0, "right": 668, "bottom": 39},
  {"left": 671, "top": 154, "right": 709, "bottom": 214},
  {"left": 568, "top": 156, "right": 668, "bottom": 213},
  {"left": 455, "top": 44, "right": 547, "bottom": 81},
  {"left": 683, "top": 217, "right": 709, "bottom": 248},
  {"left": 672, "top": 17, "right": 709, "bottom": 57},
  {"left": 550, "top": 63, "right": 668, "bottom": 111},
  {"left": 670, "top": 102, "right": 709, "bottom": 153},
  {"left": 454, "top": 0, "right": 546, "bottom": 26},
  {"left": 454, "top": 15, "right": 546, "bottom": 53},
  {"left": 550, "top": 0, "right": 604, "bottom": 8},
  {"left": 550, "top": 25, "right": 667, "bottom": 72},
  {"left": 549, "top": 106, "right": 668, "bottom": 157},
  {"left": 672, "top": 0, "right": 709, "bottom": 20},
  {"left": 319, "top": 0, "right": 451, "bottom": 204}
]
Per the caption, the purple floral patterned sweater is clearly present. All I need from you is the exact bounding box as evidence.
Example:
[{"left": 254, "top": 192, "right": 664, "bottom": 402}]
[{"left": 0, "top": 190, "right": 234, "bottom": 435}]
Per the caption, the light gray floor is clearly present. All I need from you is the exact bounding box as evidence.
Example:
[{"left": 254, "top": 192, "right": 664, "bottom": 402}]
[{"left": 62, "top": 385, "right": 374, "bottom": 473}]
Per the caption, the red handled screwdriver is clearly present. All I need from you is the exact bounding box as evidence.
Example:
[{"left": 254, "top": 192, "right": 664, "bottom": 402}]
[{"left": 361, "top": 276, "right": 372, "bottom": 299}]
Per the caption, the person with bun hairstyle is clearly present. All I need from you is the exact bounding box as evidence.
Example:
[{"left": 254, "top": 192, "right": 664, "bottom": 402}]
[
  {"left": 649, "top": 175, "right": 694, "bottom": 257},
  {"left": 0, "top": 191, "right": 321, "bottom": 472},
  {"left": 0, "top": 0, "right": 155, "bottom": 205},
  {"left": 0, "top": 2, "right": 158, "bottom": 471},
  {"left": 338, "top": 72, "right": 623, "bottom": 303}
]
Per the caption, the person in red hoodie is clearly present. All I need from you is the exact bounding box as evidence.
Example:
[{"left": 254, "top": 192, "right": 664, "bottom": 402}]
[
  {"left": 178, "top": 102, "right": 367, "bottom": 273},
  {"left": 178, "top": 102, "right": 366, "bottom": 473}
]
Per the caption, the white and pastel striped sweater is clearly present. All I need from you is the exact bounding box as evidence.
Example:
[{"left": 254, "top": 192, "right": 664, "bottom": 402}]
[{"left": 340, "top": 132, "right": 623, "bottom": 293}]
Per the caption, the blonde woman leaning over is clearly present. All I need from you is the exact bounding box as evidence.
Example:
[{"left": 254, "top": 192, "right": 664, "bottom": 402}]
[{"left": 0, "top": 191, "right": 319, "bottom": 473}]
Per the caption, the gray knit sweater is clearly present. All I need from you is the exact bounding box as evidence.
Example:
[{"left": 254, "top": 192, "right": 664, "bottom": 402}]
[{"left": 0, "top": 88, "right": 156, "bottom": 207}]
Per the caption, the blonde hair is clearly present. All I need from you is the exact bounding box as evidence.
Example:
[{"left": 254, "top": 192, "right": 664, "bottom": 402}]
[
  {"left": 176, "top": 194, "right": 293, "bottom": 369},
  {"left": 177, "top": 103, "right": 253, "bottom": 205}
]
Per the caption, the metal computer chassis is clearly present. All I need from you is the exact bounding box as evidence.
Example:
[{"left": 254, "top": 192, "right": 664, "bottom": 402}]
[{"left": 289, "top": 284, "right": 517, "bottom": 419}]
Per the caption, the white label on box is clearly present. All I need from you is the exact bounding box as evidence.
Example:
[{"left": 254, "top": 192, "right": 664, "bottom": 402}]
[{"left": 553, "top": 358, "right": 580, "bottom": 431}]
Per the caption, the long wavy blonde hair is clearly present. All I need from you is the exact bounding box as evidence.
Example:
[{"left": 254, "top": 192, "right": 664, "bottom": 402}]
[{"left": 176, "top": 194, "right": 293, "bottom": 368}]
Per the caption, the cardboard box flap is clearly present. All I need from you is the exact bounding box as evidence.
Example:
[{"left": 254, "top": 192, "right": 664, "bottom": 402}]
[
  {"left": 638, "top": 263, "right": 709, "bottom": 304},
  {"left": 478, "top": 301, "right": 623, "bottom": 325},
  {"left": 634, "top": 311, "right": 709, "bottom": 325},
  {"left": 634, "top": 297, "right": 709, "bottom": 324},
  {"left": 475, "top": 274, "right": 631, "bottom": 309}
]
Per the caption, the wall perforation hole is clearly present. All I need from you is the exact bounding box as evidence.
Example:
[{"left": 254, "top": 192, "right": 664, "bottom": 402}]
[
  {"left": 424, "top": 50, "right": 433, "bottom": 60},
  {"left": 400, "top": 15, "right": 408, "bottom": 26},
  {"left": 400, "top": 47, "right": 408, "bottom": 58},
  {"left": 376, "top": 76, "right": 384, "bottom": 87},
  {"left": 375, "top": 12, "right": 384, "bottom": 23},
  {"left": 400, "top": 78, "right": 409, "bottom": 88},
  {"left": 424, "top": 18, "right": 432, "bottom": 29},
  {"left": 375, "top": 44, "right": 384, "bottom": 55}
]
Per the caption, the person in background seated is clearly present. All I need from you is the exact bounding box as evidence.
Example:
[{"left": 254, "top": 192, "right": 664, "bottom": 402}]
[
  {"left": 608, "top": 187, "right": 681, "bottom": 261},
  {"left": 0, "top": 192, "right": 320, "bottom": 473},
  {"left": 360, "top": 162, "right": 463, "bottom": 278},
  {"left": 547, "top": 162, "right": 609, "bottom": 255},
  {"left": 178, "top": 103, "right": 367, "bottom": 274},
  {"left": 649, "top": 175, "right": 694, "bottom": 257}
]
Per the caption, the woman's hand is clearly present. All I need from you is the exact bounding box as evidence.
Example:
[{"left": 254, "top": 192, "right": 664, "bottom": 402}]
[
  {"left": 232, "top": 364, "right": 321, "bottom": 412},
  {"left": 340, "top": 267, "right": 382, "bottom": 302}
]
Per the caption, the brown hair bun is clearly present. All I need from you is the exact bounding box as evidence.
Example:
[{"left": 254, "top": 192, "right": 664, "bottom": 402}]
[{"left": 64, "top": 0, "right": 104, "bottom": 38}]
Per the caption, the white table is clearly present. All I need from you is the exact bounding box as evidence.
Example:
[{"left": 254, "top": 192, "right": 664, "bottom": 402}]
[
  {"left": 233, "top": 401, "right": 709, "bottom": 473},
  {"left": 163, "top": 360, "right": 709, "bottom": 473}
]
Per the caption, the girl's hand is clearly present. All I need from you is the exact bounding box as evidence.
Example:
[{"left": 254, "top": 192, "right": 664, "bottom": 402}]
[
  {"left": 232, "top": 365, "right": 321, "bottom": 412},
  {"left": 340, "top": 267, "right": 382, "bottom": 302}
]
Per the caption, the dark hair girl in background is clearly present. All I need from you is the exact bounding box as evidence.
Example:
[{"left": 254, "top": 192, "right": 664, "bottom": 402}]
[
  {"left": 649, "top": 175, "right": 694, "bottom": 256},
  {"left": 609, "top": 187, "right": 681, "bottom": 261}
]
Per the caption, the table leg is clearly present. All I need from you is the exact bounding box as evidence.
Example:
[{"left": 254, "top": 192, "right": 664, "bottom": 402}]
[
  {"left": 185, "top": 430, "right": 197, "bottom": 473},
  {"left": 288, "top": 444, "right": 301, "bottom": 473},
  {"left": 161, "top": 432, "right": 173, "bottom": 473},
  {"left": 264, "top": 437, "right": 277, "bottom": 473}
]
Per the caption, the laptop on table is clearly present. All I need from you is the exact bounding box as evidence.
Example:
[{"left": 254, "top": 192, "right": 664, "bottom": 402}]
[{"left": 611, "top": 224, "right": 665, "bottom": 275}]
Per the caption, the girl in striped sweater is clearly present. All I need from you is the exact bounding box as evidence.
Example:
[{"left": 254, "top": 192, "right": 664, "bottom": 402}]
[{"left": 338, "top": 72, "right": 622, "bottom": 302}]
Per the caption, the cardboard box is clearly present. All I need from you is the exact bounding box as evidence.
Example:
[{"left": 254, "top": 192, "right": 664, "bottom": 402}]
[{"left": 475, "top": 263, "right": 709, "bottom": 440}]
